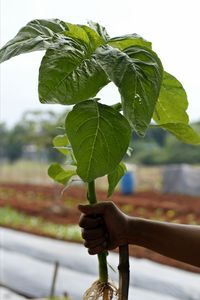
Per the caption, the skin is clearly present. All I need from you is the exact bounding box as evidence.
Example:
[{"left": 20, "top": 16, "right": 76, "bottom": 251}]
[{"left": 79, "top": 201, "right": 200, "bottom": 268}]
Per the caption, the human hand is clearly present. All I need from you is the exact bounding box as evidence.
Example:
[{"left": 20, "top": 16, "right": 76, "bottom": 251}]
[{"left": 78, "top": 201, "right": 129, "bottom": 254}]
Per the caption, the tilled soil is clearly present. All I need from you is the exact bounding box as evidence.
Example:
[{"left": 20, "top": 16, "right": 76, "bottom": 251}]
[{"left": 0, "top": 182, "right": 200, "bottom": 273}]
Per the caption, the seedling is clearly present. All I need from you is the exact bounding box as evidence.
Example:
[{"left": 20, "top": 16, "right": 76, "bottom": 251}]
[{"left": 1, "top": 19, "right": 199, "bottom": 299}]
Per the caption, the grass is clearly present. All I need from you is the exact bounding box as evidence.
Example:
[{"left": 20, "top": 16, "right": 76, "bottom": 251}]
[
  {"left": 0, "top": 160, "right": 51, "bottom": 184},
  {"left": 0, "top": 159, "right": 164, "bottom": 191},
  {"left": 0, "top": 206, "right": 82, "bottom": 242}
]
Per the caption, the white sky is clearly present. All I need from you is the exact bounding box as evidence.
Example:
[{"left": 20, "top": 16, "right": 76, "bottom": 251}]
[{"left": 0, "top": 0, "right": 200, "bottom": 127}]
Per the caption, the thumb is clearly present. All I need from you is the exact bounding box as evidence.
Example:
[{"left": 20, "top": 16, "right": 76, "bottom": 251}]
[{"left": 78, "top": 202, "right": 106, "bottom": 215}]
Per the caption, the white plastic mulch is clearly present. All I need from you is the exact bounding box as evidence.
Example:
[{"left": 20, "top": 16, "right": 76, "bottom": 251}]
[{"left": 0, "top": 227, "right": 200, "bottom": 300}]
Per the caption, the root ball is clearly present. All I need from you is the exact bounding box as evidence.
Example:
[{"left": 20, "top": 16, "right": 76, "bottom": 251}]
[{"left": 83, "top": 280, "right": 118, "bottom": 300}]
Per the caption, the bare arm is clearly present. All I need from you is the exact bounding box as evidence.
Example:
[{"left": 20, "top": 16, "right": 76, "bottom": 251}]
[
  {"left": 128, "top": 217, "right": 200, "bottom": 267},
  {"left": 79, "top": 202, "right": 200, "bottom": 268}
]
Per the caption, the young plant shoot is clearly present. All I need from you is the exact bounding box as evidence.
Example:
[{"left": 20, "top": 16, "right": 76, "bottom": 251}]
[{"left": 1, "top": 19, "right": 199, "bottom": 300}]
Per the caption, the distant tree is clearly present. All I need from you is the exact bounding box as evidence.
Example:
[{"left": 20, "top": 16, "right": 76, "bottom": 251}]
[
  {"left": 131, "top": 126, "right": 167, "bottom": 146},
  {"left": 21, "top": 110, "right": 66, "bottom": 161},
  {"left": 0, "top": 123, "right": 8, "bottom": 158},
  {"left": 128, "top": 123, "right": 200, "bottom": 165},
  {"left": 163, "top": 134, "right": 200, "bottom": 164},
  {"left": 147, "top": 126, "right": 168, "bottom": 147},
  {"left": 6, "top": 124, "right": 27, "bottom": 162},
  {"left": 2, "top": 111, "right": 67, "bottom": 163}
]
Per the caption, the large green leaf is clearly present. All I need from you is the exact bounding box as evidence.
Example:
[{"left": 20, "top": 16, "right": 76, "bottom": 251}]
[
  {"left": 39, "top": 38, "right": 109, "bottom": 105},
  {"left": 48, "top": 163, "right": 76, "bottom": 185},
  {"left": 107, "top": 162, "right": 127, "bottom": 197},
  {"left": 96, "top": 45, "right": 163, "bottom": 136},
  {"left": 159, "top": 123, "right": 200, "bottom": 145},
  {"left": 64, "top": 23, "right": 91, "bottom": 45},
  {"left": 65, "top": 100, "right": 131, "bottom": 182},
  {"left": 153, "top": 72, "right": 189, "bottom": 124},
  {"left": 80, "top": 25, "right": 105, "bottom": 50},
  {"left": 88, "top": 21, "right": 110, "bottom": 42},
  {"left": 0, "top": 19, "right": 68, "bottom": 63},
  {"left": 108, "top": 34, "right": 152, "bottom": 51},
  {"left": 64, "top": 23, "right": 104, "bottom": 52}
]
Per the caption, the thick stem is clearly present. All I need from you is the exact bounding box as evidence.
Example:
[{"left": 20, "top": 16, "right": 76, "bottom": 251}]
[
  {"left": 118, "top": 245, "right": 130, "bottom": 300},
  {"left": 87, "top": 181, "right": 108, "bottom": 283},
  {"left": 98, "top": 251, "right": 108, "bottom": 283},
  {"left": 87, "top": 180, "right": 97, "bottom": 204}
]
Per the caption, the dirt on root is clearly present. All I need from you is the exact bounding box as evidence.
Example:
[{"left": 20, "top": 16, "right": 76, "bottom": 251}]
[{"left": 0, "top": 182, "right": 200, "bottom": 274}]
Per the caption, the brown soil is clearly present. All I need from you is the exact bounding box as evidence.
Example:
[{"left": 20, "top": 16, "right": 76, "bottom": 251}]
[{"left": 0, "top": 182, "right": 200, "bottom": 273}]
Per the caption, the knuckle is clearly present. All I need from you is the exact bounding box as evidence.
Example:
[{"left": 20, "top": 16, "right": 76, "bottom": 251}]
[
  {"left": 97, "top": 201, "right": 115, "bottom": 214},
  {"left": 79, "top": 215, "right": 86, "bottom": 227},
  {"left": 79, "top": 219, "right": 84, "bottom": 228},
  {"left": 79, "top": 215, "right": 102, "bottom": 229},
  {"left": 88, "top": 249, "right": 96, "bottom": 255},
  {"left": 88, "top": 245, "right": 105, "bottom": 255},
  {"left": 107, "top": 201, "right": 115, "bottom": 209},
  {"left": 82, "top": 228, "right": 104, "bottom": 240},
  {"left": 84, "top": 240, "right": 89, "bottom": 248},
  {"left": 81, "top": 229, "right": 87, "bottom": 239}
]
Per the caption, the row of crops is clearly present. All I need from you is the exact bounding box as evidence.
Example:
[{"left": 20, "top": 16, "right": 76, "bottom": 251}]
[{"left": 0, "top": 182, "right": 200, "bottom": 273}]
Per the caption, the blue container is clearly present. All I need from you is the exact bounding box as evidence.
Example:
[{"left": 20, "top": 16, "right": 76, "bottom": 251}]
[{"left": 120, "top": 171, "right": 135, "bottom": 195}]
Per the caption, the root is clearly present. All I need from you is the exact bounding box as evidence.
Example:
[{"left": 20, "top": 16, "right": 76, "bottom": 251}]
[{"left": 83, "top": 280, "right": 118, "bottom": 300}]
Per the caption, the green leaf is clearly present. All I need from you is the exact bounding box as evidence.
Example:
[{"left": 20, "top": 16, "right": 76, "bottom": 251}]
[
  {"left": 0, "top": 19, "right": 68, "bottom": 63},
  {"left": 48, "top": 163, "right": 76, "bottom": 185},
  {"left": 108, "top": 34, "right": 152, "bottom": 51},
  {"left": 111, "top": 102, "right": 122, "bottom": 112},
  {"left": 64, "top": 23, "right": 104, "bottom": 51},
  {"left": 53, "top": 134, "right": 69, "bottom": 155},
  {"left": 96, "top": 45, "right": 163, "bottom": 136},
  {"left": 107, "top": 162, "right": 127, "bottom": 197},
  {"left": 38, "top": 38, "right": 109, "bottom": 105},
  {"left": 65, "top": 100, "right": 131, "bottom": 182},
  {"left": 153, "top": 72, "right": 189, "bottom": 124},
  {"left": 159, "top": 123, "right": 200, "bottom": 145},
  {"left": 88, "top": 21, "right": 110, "bottom": 42},
  {"left": 64, "top": 23, "right": 91, "bottom": 45},
  {"left": 81, "top": 25, "right": 105, "bottom": 50}
]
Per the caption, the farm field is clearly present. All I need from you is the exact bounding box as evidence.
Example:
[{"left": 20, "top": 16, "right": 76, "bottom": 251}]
[
  {"left": 0, "top": 160, "right": 163, "bottom": 190},
  {"left": 0, "top": 182, "right": 200, "bottom": 274}
]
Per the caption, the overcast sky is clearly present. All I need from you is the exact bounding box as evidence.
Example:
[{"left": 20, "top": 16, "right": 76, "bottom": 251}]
[{"left": 0, "top": 0, "right": 200, "bottom": 127}]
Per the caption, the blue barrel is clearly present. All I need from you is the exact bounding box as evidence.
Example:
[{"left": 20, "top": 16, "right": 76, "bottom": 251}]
[{"left": 120, "top": 171, "right": 135, "bottom": 195}]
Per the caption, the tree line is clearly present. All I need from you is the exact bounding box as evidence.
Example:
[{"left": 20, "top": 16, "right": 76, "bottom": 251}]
[
  {"left": 128, "top": 123, "right": 200, "bottom": 165},
  {"left": 1, "top": 110, "right": 200, "bottom": 165},
  {"left": 0, "top": 110, "right": 66, "bottom": 163}
]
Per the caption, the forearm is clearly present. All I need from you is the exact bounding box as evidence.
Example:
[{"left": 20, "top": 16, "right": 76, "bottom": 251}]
[{"left": 128, "top": 217, "right": 200, "bottom": 267}]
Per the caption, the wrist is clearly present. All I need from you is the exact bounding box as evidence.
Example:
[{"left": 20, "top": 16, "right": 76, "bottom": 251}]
[{"left": 126, "top": 216, "right": 145, "bottom": 245}]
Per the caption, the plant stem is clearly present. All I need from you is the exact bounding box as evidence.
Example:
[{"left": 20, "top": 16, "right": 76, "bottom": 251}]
[
  {"left": 98, "top": 251, "right": 108, "bottom": 283},
  {"left": 118, "top": 245, "right": 130, "bottom": 300},
  {"left": 87, "top": 181, "right": 108, "bottom": 283},
  {"left": 87, "top": 180, "right": 97, "bottom": 204}
]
